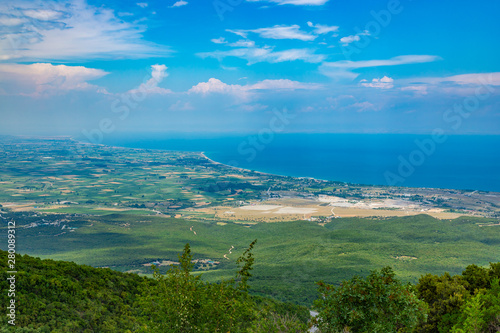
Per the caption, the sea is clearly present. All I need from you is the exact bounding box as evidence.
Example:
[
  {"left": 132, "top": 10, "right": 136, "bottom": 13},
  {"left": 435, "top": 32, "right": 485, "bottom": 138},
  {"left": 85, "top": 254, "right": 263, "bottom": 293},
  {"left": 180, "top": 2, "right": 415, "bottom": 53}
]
[{"left": 94, "top": 133, "right": 500, "bottom": 192}]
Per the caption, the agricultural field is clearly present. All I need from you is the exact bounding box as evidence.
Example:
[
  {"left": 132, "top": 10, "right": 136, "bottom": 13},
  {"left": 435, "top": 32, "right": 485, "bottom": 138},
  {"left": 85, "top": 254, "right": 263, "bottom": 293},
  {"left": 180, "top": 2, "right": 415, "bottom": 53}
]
[
  {"left": 1, "top": 136, "right": 500, "bottom": 305},
  {"left": 0, "top": 136, "right": 498, "bottom": 220}
]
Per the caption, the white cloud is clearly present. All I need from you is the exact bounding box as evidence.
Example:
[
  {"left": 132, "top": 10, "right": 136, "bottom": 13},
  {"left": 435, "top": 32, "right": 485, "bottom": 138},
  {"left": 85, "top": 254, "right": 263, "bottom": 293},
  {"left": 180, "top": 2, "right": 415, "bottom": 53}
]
[
  {"left": 307, "top": 21, "right": 339, "bottom": 35},
  {"left": 361, "top": 76, "right": 394, "bottom": 89},
  {"left": 340, "top": 30, "right": 370, "bottom": 45},
  {"left": 170, "top": 0, "right": 188, "bottom": 8},
  {"left": 211, "top": 37, "right": 227, "bottom": 44},
  {"left": 0, "top": 16, "right": 26, "bottom": 26},
  {"left": 328, "top": 55, "right": 440, "bottom": 69},
  {"left": 188, "top": 78, "right": 248, "bottom": 101},
  {"left": 229, "top": 39, "right": 255, "bottom": 47},
  {"left": 401, "top": 85, "right": 428, "bottom": 95},
  {"left": 128, "top": 64, "right": 172, "bottom": 95},
  {"left": 246, "top": 0, "right": 329, "bottom": 5},
  {"left": 0, "top": 0, "right": 171, "bottom": 61},
  {"left": 397, "top": 72, "right": 500, "bottom": 96},
  {"left": 188, "top": 77, "right": 321, "bottom": 102},
  {"left": 198, "top": 47, "right": 325, "bottom": 64},
  {"left": 0, "top": 63, "right": 108, "bottom": 96},
  {"left": 151, "top": 64, "right": 168, "bottom": 82},
  {"left": 136, "top": 2, "right": 148, "bottom": 8},
  {"left": 226, "top": 29, "right": 248, "bottom": 38},
  {"left": 340, "top": 35, "right": 360, "bottom": 45},
  {"left": 228, "top": 25, "right": 316, "bottom": 41},
  {"left": 320, "top": 55, "right": 441, "bottom": 79},
  {"left": 247, "top": 79, "right": 322, "bottom": 90},
  {"left": 351, "top": 101, "right": 379, "bottom": 112},
  {"left": 441, "top": 72, "right": 500, "bottom": 86},
  {"left": 118, "top": 12, "right": 135, "bottom": 17},
  {"left": 22, "top": 9, "right": 62, "bottom": 20}
]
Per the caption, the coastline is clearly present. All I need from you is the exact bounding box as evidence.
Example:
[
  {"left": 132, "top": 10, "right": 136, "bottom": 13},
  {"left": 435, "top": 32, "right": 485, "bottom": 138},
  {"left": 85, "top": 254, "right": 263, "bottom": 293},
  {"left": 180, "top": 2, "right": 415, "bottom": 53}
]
[
  {"left": 70, "top": 136, "right": 499, "bottom": 194},
  {"left": 198, "top": 151, "right": 305, "bottom": 180}
]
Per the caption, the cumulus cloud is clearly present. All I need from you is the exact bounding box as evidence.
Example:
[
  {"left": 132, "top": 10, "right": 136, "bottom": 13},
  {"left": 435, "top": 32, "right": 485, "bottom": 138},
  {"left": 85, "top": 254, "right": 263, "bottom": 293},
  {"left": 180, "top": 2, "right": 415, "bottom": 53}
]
[
  {"left": 188, "top": 78, "right": 240, "bottom": 95},
  {"left": 0, "top": 0, "right": 171, "bottom": 61},
  {"left": 188, "top": 77, "right": 322, "bottom": 103},
  {"left": 228, "top": 25, "right": 316, "bottom": 41},
  {"left": 136, "top": 2, "right": 148, "bottom": 8},
  {"left": 128, "top": 64, "right": 172, "bottom": 95},
  {"left": 0, "top": 63, "right": 108, "bottom": 96},
  {"left": 360, "top": 76, "right": 394, "bottom": 89}
]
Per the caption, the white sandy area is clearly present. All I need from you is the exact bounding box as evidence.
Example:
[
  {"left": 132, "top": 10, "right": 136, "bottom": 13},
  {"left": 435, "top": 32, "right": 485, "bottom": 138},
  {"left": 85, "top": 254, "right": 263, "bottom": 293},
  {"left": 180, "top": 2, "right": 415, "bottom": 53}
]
[
  {"left": 318, "top": 195, "right": 348, "bottom": 203},
  {"left": 274, "top": 207, "right": 318, "bottom": 214},
  {"left": 319, "top": 195, "right": 419, "bottom": 210},
  {"left": 240, "top": 204, "right": 282, "bottom": 211}
]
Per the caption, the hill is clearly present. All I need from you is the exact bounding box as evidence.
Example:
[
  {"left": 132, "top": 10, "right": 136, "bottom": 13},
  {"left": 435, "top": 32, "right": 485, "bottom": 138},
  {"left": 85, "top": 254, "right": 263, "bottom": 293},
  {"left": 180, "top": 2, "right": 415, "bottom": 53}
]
[
  {"left": 0, "top": 249, "right": 309, "bottom": 332},
  {"left": 4, "top": 211, "right": 500, "bottom": 306}
]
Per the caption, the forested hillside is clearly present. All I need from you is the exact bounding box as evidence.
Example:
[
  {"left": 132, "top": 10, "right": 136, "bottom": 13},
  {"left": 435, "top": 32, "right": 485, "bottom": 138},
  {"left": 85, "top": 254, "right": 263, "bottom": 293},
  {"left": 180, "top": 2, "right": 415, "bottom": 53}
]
[
  {"left": 1, "top": 247, "right": 499, "bottom": 332},
  {"left": 0, "top": 244, "right": 309, "bottom": 332}
]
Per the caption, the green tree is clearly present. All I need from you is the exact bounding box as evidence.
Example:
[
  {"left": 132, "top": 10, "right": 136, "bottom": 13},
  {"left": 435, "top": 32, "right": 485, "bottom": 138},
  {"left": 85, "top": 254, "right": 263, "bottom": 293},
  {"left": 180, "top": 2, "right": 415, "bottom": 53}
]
[
  {"left": 415, "top": 262, "right": 500, "bottom": 333},
  {"left": 139, "top": 240, "right": 258, "bottom": 332},
  {"left": 249, "top": 312, "right": 309, "bottom": 333},
  {"left": 462, "top": 264, "right": 490, "bottom": 292},
  {"left": 451, "top": 292, "right": 486, "bottom": 333},
  {"left": 415, "top": 272, "right": 469, "bottom": 333},
  {"left": 313, "top": 267, "right": 427, "bottom": 333},
  {"left": 451, "top": 279, "right": 500, "bottom": 333}
]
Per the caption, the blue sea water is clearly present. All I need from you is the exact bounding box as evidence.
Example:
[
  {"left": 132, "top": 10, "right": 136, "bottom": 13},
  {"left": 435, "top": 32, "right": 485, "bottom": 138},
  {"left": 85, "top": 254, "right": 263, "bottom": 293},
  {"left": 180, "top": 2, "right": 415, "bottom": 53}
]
[{"left": 97, "top": 133, "right": 500, "bottom": 192}]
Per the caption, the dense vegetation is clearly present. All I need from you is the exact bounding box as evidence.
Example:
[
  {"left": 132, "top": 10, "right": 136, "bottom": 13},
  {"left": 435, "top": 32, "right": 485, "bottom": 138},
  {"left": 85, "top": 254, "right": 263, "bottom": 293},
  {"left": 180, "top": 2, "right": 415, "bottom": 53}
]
[
  {"left": 314, "top": 267, "right": 427, "bottom": 332},
  {"left": 6, "top": 210, "right": 499, "bottom": 306},
  {"left": 2, "top": 245, "right": 499, "bottom": 332},
  {"left": 0, "top": 245, "right": 309, "bottom": 332},
  {"left": 415, "top": 263, "right": 500, "bottom": 333},
  {"left": 312, "top": 263, "right": 500, "bottom": 333},
  {"left": 139, "top": 241, "right": 308, "bottom": 332}
]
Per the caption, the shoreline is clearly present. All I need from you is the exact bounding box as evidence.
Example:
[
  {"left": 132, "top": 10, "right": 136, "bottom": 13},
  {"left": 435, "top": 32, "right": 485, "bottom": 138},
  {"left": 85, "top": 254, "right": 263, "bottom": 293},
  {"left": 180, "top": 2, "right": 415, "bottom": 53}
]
[
  {"left": 199, "top": 152, "right": 298, "bottom": 179},
  {"left": 66, "top": 136, "right": 498, "bottom": 194}
]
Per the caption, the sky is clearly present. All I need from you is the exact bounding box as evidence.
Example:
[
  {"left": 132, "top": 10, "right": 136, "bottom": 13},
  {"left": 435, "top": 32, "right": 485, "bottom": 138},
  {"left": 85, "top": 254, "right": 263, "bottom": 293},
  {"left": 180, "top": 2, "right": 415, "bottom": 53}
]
[{"left": 0, "top": 0, "right": 499, "bottom": 138}]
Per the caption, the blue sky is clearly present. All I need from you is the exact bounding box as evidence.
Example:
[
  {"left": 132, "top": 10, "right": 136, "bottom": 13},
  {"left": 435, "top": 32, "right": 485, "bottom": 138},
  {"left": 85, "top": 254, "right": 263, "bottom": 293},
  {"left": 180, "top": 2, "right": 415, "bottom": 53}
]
[{"left": 0, "top": 0, "right": 499, "bottom": 136}]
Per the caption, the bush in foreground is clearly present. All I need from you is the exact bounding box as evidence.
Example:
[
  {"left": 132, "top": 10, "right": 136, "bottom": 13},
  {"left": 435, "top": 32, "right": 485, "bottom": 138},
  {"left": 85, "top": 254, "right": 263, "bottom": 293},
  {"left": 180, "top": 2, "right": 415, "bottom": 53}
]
[{"left": 313, "top": 266, "right": 427, "bottom": 333}]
